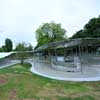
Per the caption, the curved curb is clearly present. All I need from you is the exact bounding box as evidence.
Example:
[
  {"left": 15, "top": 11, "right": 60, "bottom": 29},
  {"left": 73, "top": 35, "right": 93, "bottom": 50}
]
[
  {"left": 30, "top": 62, "right": 100, "bottom": 82},
  {"left": 0, "top": 61, "right": 20, "bottom": 69}
]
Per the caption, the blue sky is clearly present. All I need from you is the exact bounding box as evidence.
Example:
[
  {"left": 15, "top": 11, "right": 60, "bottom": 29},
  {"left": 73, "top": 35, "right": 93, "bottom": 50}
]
[{"left": 0, "top": 0, "right": 100, "bottom": 48}]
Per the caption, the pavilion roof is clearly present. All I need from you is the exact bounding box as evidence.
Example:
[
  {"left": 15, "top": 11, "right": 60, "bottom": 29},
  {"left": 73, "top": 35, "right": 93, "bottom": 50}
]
[{"left": 35, "top": 38, "right": 100, "bottom": 51}]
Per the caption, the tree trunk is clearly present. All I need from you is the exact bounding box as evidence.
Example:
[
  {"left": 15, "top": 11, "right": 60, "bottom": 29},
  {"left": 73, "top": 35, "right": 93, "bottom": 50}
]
[{"left": 21, "top": 59, "right": 24, "bottom": 64}]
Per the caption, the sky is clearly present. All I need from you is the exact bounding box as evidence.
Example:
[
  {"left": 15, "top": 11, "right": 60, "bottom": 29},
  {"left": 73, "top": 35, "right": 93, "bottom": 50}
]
[{"left": 0, "top": 0, "right": 100, "bottom": 48}]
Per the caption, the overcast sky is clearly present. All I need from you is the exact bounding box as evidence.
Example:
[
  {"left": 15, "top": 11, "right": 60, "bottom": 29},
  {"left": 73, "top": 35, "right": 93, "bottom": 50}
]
[{"left": 0, "top": 0, "right": 99, "bottom": 48}]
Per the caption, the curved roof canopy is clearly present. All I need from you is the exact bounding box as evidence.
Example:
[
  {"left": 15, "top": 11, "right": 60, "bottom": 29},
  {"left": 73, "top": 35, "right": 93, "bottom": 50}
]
[{"left": 35, "top": 38, "right": 100, "bottom": 51}]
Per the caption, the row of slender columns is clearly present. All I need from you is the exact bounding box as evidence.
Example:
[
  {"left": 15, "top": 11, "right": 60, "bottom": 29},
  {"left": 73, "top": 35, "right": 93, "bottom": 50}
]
[{"left": 34, "top": 44, "right": 98, "bottom": 73}]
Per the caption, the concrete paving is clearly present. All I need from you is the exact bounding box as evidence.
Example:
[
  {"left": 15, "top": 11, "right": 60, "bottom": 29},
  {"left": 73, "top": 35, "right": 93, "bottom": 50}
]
[{"left": 0, "top": 59, "right": 20, "bottom": 69}]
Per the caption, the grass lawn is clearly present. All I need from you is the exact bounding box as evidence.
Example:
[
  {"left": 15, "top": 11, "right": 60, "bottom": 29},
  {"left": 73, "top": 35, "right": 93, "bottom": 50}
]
[{"left": 0, "top": 63, "right": 100, "bottom": 100}]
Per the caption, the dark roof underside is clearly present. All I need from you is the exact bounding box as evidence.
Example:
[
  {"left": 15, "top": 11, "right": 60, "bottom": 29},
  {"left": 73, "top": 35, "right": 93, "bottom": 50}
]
[{"left": 35, "top": 38, "right": 100, "bottom": 51}]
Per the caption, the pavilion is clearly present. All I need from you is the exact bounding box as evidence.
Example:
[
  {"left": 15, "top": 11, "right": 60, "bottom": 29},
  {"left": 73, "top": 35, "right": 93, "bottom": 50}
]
[{"left": 34, "top": 38, "right": 100, "bottom": 72}]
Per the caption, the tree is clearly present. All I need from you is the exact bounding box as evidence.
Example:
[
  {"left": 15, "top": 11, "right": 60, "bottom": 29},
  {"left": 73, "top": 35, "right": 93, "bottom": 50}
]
[
  {"left": 0, "top": 47, "right": 4, "bottom": 52},
  {"left": 35, "top": 22, "right": 67, "bottom": 48},
  {"left": 2, "top": 45, "right": 7, "bottom": 52},
  {"left": 15, "top": 43, "right": 28, "bottom": 64},
  {"left": 5, "top": 38, "right": 13, "bottom": 52},
  {"left": 71, "top": 30, "right": 84, "bottom": 39},
  {"left": 84, "top": 17, "right": 100, "bottom": 37},
  {"left": 15, "top": 42, "right": 27, "bottom": 51},
  {"left": 71, "top": 16, "right": 100, "bottom": 39},
  {"left": 27, "top": 44, "right": 33, "bottom": 51},
  {"left": 15, "top": 43, "right": 33, "bottom": 51}
]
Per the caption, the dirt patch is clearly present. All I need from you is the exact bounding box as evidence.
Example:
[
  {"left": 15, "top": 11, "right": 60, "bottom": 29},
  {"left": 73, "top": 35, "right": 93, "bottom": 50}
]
[
  {"left": 0, "top": 75, "right": 8, "bottom": 84},
  {"left": 9, "top": 89, "right": 17, "bottom": 100},
  {"left": 37, "top": 88, "right": 66, "bottom": 97},
  {"left": 0, "top": 79, "right": 6, "bottom": 84},
  {"left": 22, "top": 98, "right": 36, "bottom": 100}
]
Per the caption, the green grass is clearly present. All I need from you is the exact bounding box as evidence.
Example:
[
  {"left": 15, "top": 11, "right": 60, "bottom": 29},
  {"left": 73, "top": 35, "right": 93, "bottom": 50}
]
[{"left": 0, "top": 63, "right": 100, "bottom": 100}]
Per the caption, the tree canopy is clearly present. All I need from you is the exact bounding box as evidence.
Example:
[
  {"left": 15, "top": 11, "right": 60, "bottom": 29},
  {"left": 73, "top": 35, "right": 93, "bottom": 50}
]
[
  {"left": 15, "top": 42, "right": 33, "bottom": 64},
  {"left": 15, "top": 43, "right": 27, "bottom": 51},
  {"left": 5, "top": 38, "right": 13, "bottom": 52},
  {"left": 35, "top": 22, "right": 67, "bottom": 48},
  {"left": 0, "top": 38, "right": 13, "bottom": 52},
  {"left": 15, "top": 42, "right": 33, "bottom": 51},
  {"left": 72, "top": 16, "right": 100, "bottom": 39}
]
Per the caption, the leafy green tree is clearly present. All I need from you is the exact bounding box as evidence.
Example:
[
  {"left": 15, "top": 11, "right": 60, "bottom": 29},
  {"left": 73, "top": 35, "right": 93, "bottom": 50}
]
[
  {"left": 2, "top": 45, "right": 7, "bottom": 52},
  {"left": 84, "top": 17, "right": 100, "bottom": 37},
  {"left": 5, "top": 38, "right": 13, "bottom": 52},
  {"left": 15, "top": 43, "right": 28, "bottom": 64},
  {"left": 71, "top": 30, "right": 84, "bottom": 39},
  {"left": 72, "top": 16, "right": 100, "bottom": 39},
  {"left": 35, "top": 22, "right": 67, "bottom": 48},
  {"left": 15, "top": 42, "right": 27, "bottom": 51},
  {"left": 27, "top": 44, "right": 33, "bottom": 51},
  {"left": 0, "top": 47, "right": 4, "bottom": 52},
  {"left": 15, "top": 43, "right": 33, "bottom": 51}
]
